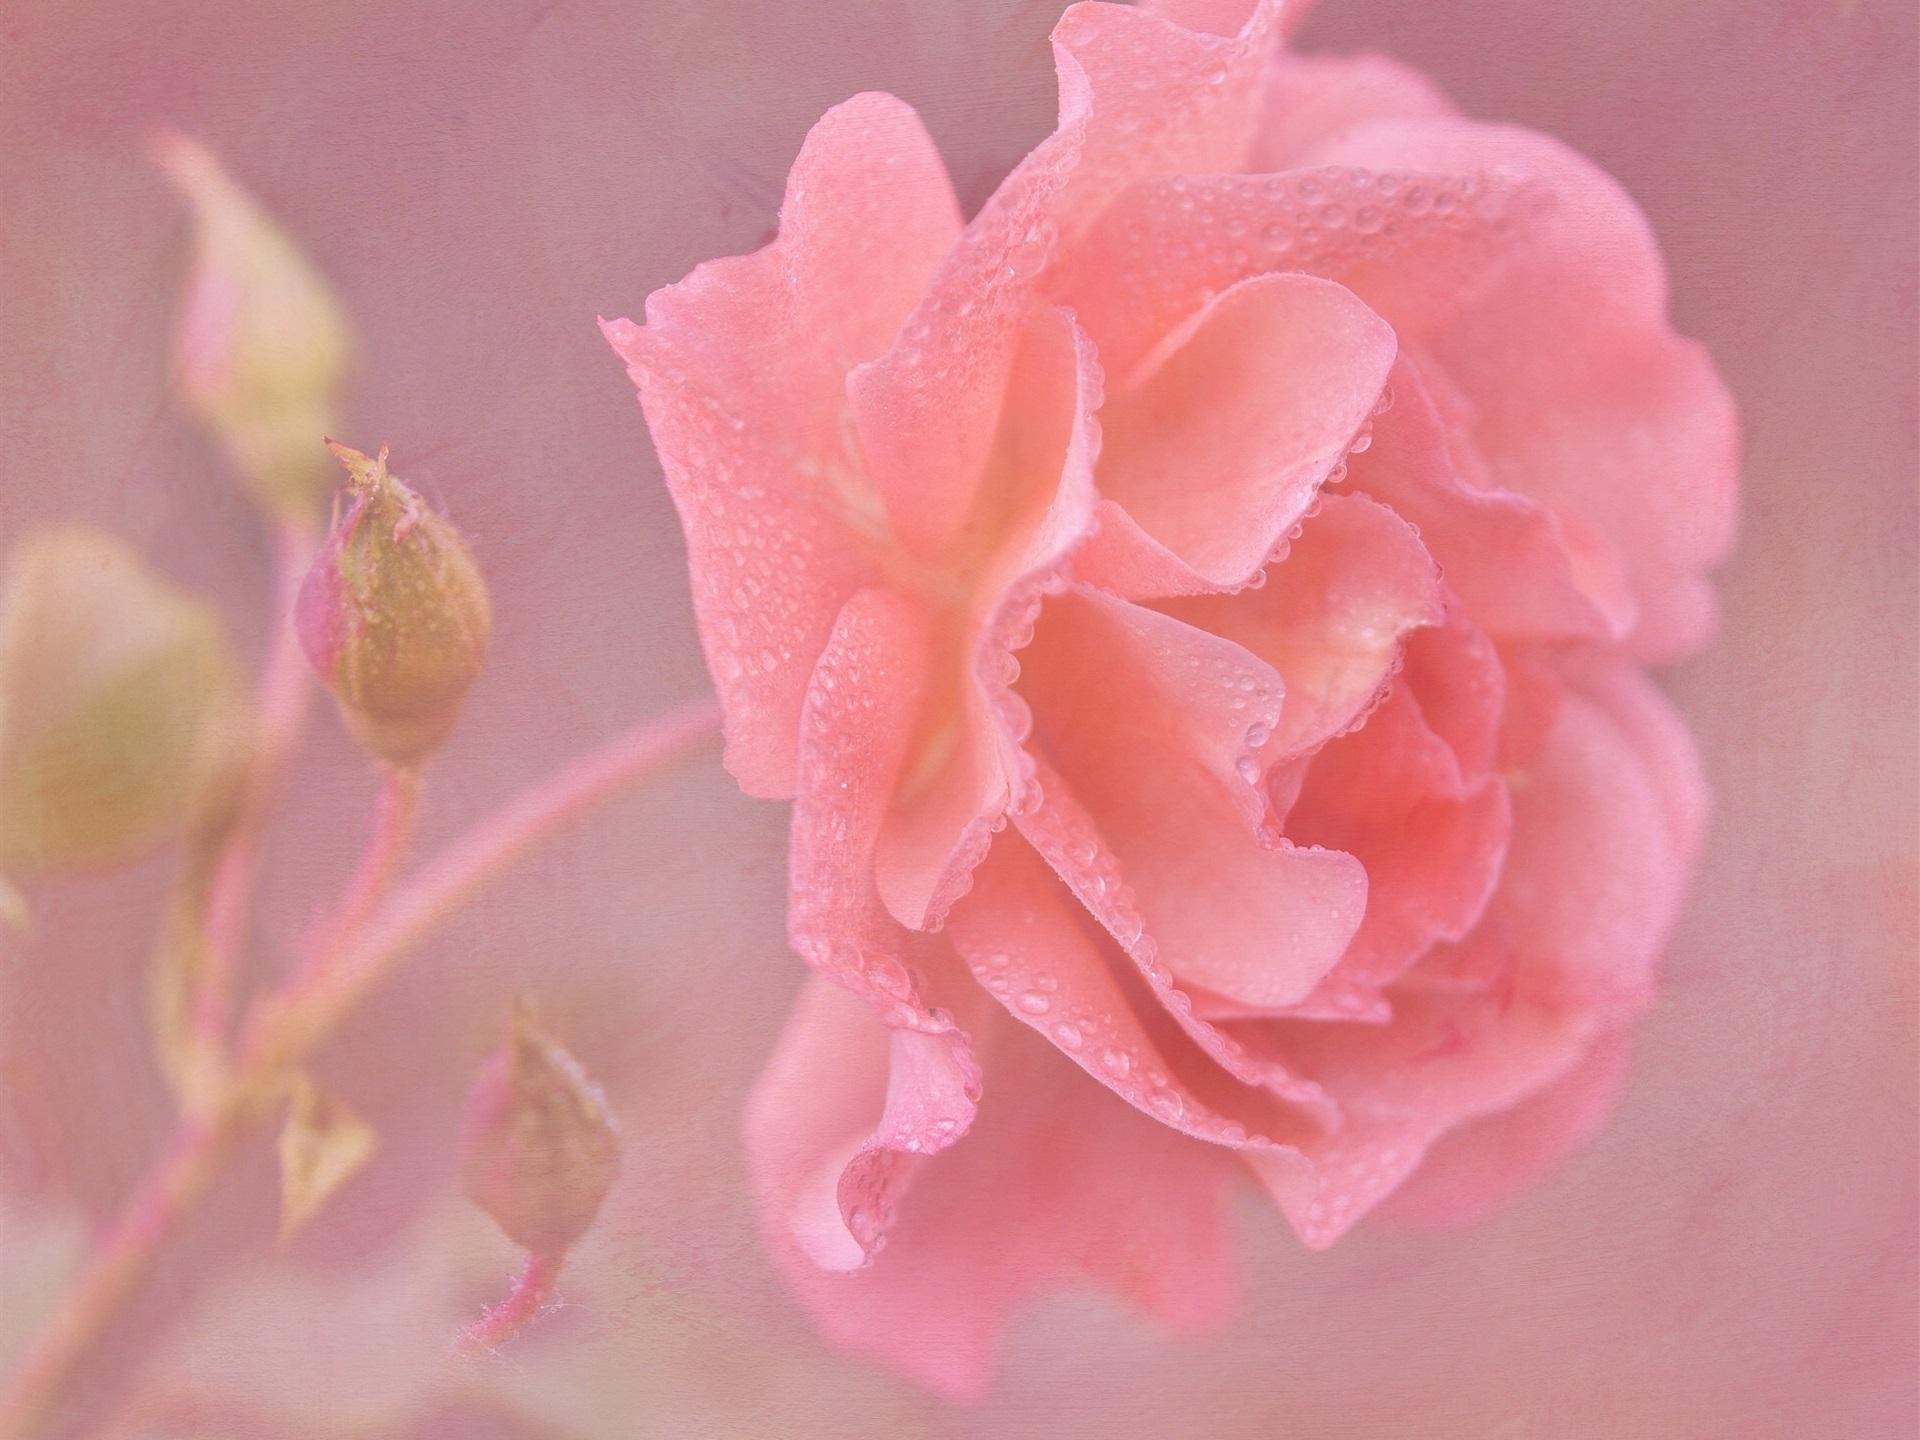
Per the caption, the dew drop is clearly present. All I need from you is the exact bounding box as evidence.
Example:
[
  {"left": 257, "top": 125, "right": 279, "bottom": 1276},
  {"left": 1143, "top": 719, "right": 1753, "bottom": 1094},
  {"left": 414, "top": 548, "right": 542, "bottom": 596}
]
[{"left": 1006, "top": 238, "right": 1048, "bottom": 279}]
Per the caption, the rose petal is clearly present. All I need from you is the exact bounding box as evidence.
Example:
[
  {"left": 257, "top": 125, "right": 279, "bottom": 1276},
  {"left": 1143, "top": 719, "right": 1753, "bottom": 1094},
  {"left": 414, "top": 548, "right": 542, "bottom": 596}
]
[
  {"left": 1136, "top": 0, "right": 1295, "bottom": 41},
  {"left": 1348, "top": 359, "right": 1636, "bottom": 642},
  {"left": 1074, "top": 273, "right": 1396, "bottom": 596},
  {"left": 1252, "top": 52, "right": 1458, "bottom": 170},
  {"left": 1019, "top": 588, "right": 1368, "bottom": 1008},
  {"left": 1374, "top": 1028, "right": 1632, "bottom": 1226},
  {"left": 1396, "top": 605, "right": 1507, "bottom": 780},
  {"left": 1162, "top": 491, "right": 1444, "bottom": 764},
  {"left": 1413, "top": 661, "right": 1709, "bottom": 1021},
  {"left": 744, "top": 974, "right": 979, "bottom": 1274},
  {"left": 1047, "top": 0, "right": 1284, "bottom": 229},
  {"left": 777, "top": 588, "right": 985, "bottom": 1262},
  {"left": 850, "top": 0, "right": 1284, "bottom": 556},
  {"left": 1297, "top": 118, "right": 1739, "bottom": 660},
  {"left": 951, "top": 836, "right": 1331, "bottom": 1141},
  {"left": 762, "top": 1006, "right": 1244, "bottom": 1401},
  {"left": 1287, "top": 682, "right": 1513, "bottom": 989},
  {"left": 1056, "top": 164, "right": 1541, "bottom": 382},
  {"left": 602, "top": 93, "right": 960, "bottom": 796},
  {"left": 871, "top": 306, "right": 1101, "bottom": 932},
  {"left": 1240, "top": 986, "right": 1596, "bottom": 1247}
]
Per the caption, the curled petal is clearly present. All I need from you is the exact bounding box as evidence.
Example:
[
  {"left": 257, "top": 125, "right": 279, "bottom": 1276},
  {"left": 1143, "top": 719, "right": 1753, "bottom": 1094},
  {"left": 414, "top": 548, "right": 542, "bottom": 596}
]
[
  {"left": 951, "top": 833, "right": 1336, "bottom": 1135},
  {"left": 1020, "top": 591, "right": 1367, "bottom": 1010},
  {"left": 1375, "top": 1028, "right": 1632, "bottom": 1226},
  {"left": 745, "top": 974, "right": 979, "bottom": 1274},
  {"left": 871, "top": 307, "right": 1102, "bottom": 933},
  {"left": 778, "top": 588, "right": 986, "bottom": 1262},
  {"left": 1396, "top": 606, "right": 1507, "bottom": 780},
  {"left": 760, "top": 1004, "right": 1243, "bottom": 1401},
  {"left": 1164, "top": 491, "right": 1445, "bottom": 764},
  {"left": 1241, "top": 987, "right": 1596, "bottom": 1247},
  {"left": 1010, "top": 751, "right": 1348, "bottom": 1119},
  {"left": 1056, "top": 165, "right": 1543, "bottom": 382},
  {"left": 851, "top": 0, "right": 1285, "bottom": 556},
  {"left": 1348, "top": 360, "right": 1636, "bottom": 642},
  {"left": 1417, "top": 660, "right": 1709, "bottom": 1021},
  {"left": 1075, "top": 274, "right": 1396, "bottom": 596},
  {"left": 1287, "top": 682, "right": 1513, "bottom": 991},
  {"left": 1296, "top": 118, "right": 1739, "bottom": 660},
  {"left": 1046, "top": 0, "right": 1285, "bottom": 229},
  {"left": 603, "top": 93, "right": 960, "bottom": 796}
]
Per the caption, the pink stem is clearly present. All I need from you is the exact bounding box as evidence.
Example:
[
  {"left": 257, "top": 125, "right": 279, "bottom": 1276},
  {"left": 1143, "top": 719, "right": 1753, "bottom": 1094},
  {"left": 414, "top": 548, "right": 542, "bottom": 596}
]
[
  {"left": 458, "top": 1251, "right": 563, "bottom": 1352},
  {"left": 191, "top": 520, "right": 319, "bottom": 1046},
  {"left": 289, "top": 767, "right": 420, "bottom": 990},
  {"left": 0, "top": 1119, "right": 242, "bottom": 1440},
  {"left": 275, "top": 695, "right": 724, "bottom": 1051},
  {"left": 0, "top": 697, "right": 721, "bottom": 1440}
]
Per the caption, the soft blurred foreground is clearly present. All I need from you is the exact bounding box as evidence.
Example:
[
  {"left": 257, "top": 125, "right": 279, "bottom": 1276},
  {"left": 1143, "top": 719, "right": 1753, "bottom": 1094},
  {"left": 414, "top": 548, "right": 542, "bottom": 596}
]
[{"left": 0, "top": 0, "right": 1914, "bottom": 1436}]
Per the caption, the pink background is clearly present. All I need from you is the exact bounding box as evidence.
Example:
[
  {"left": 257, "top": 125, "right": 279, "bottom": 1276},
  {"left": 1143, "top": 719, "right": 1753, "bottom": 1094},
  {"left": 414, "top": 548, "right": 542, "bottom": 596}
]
[{"left": 1, "top": 1, "right": 1914, "bottom": 1435}]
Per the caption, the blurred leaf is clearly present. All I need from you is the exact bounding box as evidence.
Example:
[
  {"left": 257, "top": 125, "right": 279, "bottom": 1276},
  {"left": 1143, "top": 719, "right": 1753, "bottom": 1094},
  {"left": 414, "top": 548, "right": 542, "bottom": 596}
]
[
  {"left": 0, "top": 527, "right": 247, "bottom": 876},
  {"left": 278, "top": 1073, "right": 378, "bottom": 1242},
  {"left": 154, "top": 132, "right": 350, "bottom": 520}
]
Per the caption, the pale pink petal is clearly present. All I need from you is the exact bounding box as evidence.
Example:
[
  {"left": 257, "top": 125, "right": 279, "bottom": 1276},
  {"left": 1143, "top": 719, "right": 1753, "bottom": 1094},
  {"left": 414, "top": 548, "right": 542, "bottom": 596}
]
[
  {"left": 1413, "top": 662, "right": 1709, "bottom": 1021},
  {"left": 1296, "top": 118, "right": 1740, "bottom": 660},
  {"left": 950, "top": 835, "right": 1333, "bottom": 1139},
  {"left": 1252, "top": 52, "right": 1458, "bottom": 170},
  {"left": 1348, "top": 359, "right": 1637, "bottom": 642},
  {"left": 1046, "top": 0, "right": 1284, "bottom": 228},
  {"left": 764, "top": 1011, "right": 1245, "bottom": 1401},
  {"left": 1009, "top": 753, "right": 1345, "bottom": 1119},
  {"left": 1287, "top": 683, "right": 1513, "bottom": 989},
  {"left": 777, "top": 588, "right": 985, "bottom": 1262},
  {"left": 602, "top": 94, "right": 960, "bottom": 796},
  {"left": 1074, "top": 273, "right": 1395, "bottom": 596},
  {"left": 1055, "top": 165, "right": 1541, "bottom": 382},
  {"left": 871, "top": 307, "right": 1101, "bottom": 932},
  {"left": 850, "top": 0, "right": 1284, "bottom": 556},
  {"left": 1395, "top": 605, "right": 1507, "bottom": 780},
  {"left": 1019, "top": 588, "right": 1367, "bottom": 1008},
  {"left": 1240, "top": 987, "right": 1596, "bottom": 1247},
  {"left": 1163, "top": 491, "right": 1444, "bottom": 763},
  {"left": 744, "top": 975, "right": 980, "bottom": 1274},
  {"left": 1374, "top": 1028, "right": 1632, "bottom": 1226}
]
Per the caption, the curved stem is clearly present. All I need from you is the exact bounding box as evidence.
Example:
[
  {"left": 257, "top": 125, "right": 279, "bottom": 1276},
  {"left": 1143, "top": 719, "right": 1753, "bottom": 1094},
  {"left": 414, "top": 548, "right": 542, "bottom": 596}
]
[
  {"left": 193, "top": 520, "right": 320, "bottom": 1047},
  {"left": 0, "top": 1119, "right": 245, "bottom": 1440},
  {"left": 289, "top": 766, "right": 420, "bottom": 991},
  {"left": 0, "top": 696, "right": 721, "bottom": 1440},
  {"left": 458, "top": 1251, "right": 563, "bottom": 1353},
  {"left": 275, "top": 695, "right": 723, "bottom": 1057}
]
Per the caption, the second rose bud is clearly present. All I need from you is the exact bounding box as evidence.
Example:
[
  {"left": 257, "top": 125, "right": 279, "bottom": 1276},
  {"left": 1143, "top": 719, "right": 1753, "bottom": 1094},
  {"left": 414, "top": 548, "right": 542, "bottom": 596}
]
[{"left": 296, "top": 442, "right": 491, "bottom": 770}]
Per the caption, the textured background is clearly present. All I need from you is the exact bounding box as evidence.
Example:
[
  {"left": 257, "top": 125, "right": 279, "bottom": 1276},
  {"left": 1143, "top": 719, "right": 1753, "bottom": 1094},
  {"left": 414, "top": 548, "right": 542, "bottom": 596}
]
[{"left": 0, "top": 1, "right": 1914, "bottom": 1435}]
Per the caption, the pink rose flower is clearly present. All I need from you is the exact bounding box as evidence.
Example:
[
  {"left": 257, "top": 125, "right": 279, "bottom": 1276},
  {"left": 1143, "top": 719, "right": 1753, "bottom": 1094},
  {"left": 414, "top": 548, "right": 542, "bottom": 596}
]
[{"left": 603, "top": 0, "right": 1736, "bottom": 1399}]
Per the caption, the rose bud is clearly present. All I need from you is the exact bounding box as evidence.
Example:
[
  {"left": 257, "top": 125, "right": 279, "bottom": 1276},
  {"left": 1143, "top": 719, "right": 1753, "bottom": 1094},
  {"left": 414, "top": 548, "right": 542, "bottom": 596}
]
[
  {"left": 458, "top": 1002, "right": 620, "bottom": 1260},
  {"left": 155, "top": 132, "right": 349, "bottom": 521},
  {"left": 295, "top": 441, "right": 491, "bottom": 770},
  {"left": 0, "top": 527, "right": 244, "bottom": 876}
]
